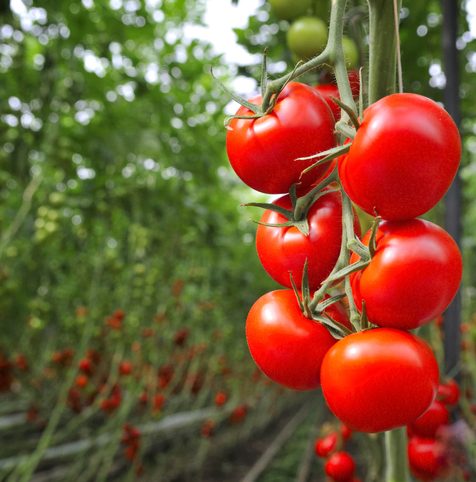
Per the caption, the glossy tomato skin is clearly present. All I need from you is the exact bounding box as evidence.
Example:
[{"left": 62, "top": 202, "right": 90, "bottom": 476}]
[
  {"left": 246, "top": 290, "right": 336, "bottom": 390},
  {"left": 408, "top": 400, "right": 449, "bottom": 438},
  {"left": 324, "top": 451, "right": 356, "bottom": 482},
  {"left": 256, "top": 190, "right": 360, "bottom": 290},
  {"left": 339, "top": 93, "right": 461, "bottom": 220},
  {"left": 320, "top": 328, "right": 439, "bottom": 433},
  {"left": 350, "top": 219, "right": 462, "bottom": 330},
  {"left": 226, "top": 82, "right": 336, "bottom": 194},
  {"left": 408, "top": 437, "right": 449, "bottom": 481}
]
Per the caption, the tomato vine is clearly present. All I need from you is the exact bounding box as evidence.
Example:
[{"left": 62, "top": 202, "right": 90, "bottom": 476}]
[{"left": 224, "top": 0, "right": 463, "bottom": 481}]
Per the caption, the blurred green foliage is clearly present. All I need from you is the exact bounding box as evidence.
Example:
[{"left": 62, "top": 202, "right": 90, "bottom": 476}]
[{"left": 0, "top": 0, "right": 274, "bottom": 348}]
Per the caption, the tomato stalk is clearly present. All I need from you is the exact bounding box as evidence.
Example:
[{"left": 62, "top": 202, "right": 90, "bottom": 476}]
[
  {"left": 308, "top": 185, "right": 364, "bottom": 332},
  {"left": 261, "top": 0, "right": 353, "bottom": 114},
  {"left": 367, "top": 0, "right": 402, "bottom": 104},
  {"left": 384, "top": 428, "right": 411, "bottom": 482}
]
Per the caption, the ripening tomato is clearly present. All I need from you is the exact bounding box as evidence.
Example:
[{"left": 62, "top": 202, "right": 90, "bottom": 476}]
[
  {"left": 324, "top": 451, "right": 356, "bottom": 482},
  {"left": 226, "top": 82, "right": 336, "bottom": 194},
  {"left": 408, "top": 400, "right": 449, "bottom": 438},
  {"left": 256, "top": 190, "right": 360, "bottom": 290},
  {"left": 321, "top": 328, "right": 439, "bottom": 433},
  {"left": 408, "top": 437, "right": 449, "bottom": 481},
  {"left": 339, "top": 93, "right": 461, "bottom": 220},
  {"left": 246, "top": 290, "right": 336, "bottom": 390},
  {"left": 437, "top": 379, "right": 460, "bottom": 406},
  {"left": 350, "top": 219, "right": 462, "bottom": 330}
]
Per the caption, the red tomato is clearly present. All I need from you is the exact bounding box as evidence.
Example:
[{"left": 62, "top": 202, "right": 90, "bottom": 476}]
[
  {"left": 437, "top": 379, "right": 460, "bottom": 406},
  {"left": 214, "top": 391, "right": 228, "bottom": 407},
  {"left": 350, "top": 219, "right": 462, "bottom": 330},
  {"left": 119, "top": 361, "right": 133, "bottom": 376},
  {"left": 226, "top": 82, "right": 336, "bottom": 194},
  {"left": 339, "top": 93, "right": 461, "bottom": 220},
  {"left": 408, "top": 437, "right": 449, "bottom": 481},
  {"left": 315, "top": 84, "right": 340, "bottom": 120},
  {"left": 324, "top": 451, "right": 356, "bottom": 482},
  {"left": 256, "top": 190, "right": 360, "bottom": 290},
  {"left": 246, "top": 290, "right": 336, "bottom": 390},
  {"left": 314, "top": 432, "right": 338, "bottom": 458},
  {"left": 408, "top": 400, "right": 449, "bottom": 438},
  {"left": 321, "top": 328, "right": 439, "bottom": 433}
]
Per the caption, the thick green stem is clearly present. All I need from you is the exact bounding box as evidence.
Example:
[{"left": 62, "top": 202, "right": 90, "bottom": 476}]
[
  {"left": 263, "top": 0, "right": 350, "bottom": 105},
  {"left": 384, "top": 428, "right": 411, "bottom": 482},
  {"left": 367, "top": 0, "right": 402, "bottom": 104}
]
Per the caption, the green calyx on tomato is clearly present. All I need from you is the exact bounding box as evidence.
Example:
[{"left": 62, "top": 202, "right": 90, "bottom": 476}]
[
  {"left": 287, "top": 16, "right": 328, "bottom": 60},
  {"left": 252, "top": 187, "right": 361, "bottom": 295},
  {"left": 226, "top": 82, "right": 337, "bottom": 194},
  {"left": 246, "top": 289, "right": 338, "bottom": 390}
]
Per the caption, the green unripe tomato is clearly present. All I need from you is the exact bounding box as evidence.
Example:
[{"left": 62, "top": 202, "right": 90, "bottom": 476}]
[
  {"left": 269, "top": 0, "right": 312, "bottom": 21},
  {"left": 287, "top": 17, "right": 328, "bottom": 60},
  {"left": 342, "top": 36, "right": 359, "bottom": 68}
]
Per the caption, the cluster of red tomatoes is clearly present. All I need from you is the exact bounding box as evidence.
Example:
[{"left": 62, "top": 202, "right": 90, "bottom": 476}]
[
  {"left": 314, "top": 423, "right": 360, "bottom": 482},
  {"left": 226, "top": 76, "right": 462, "bottom": 437},
  {"left": 408, "top": 379, "right": 471, "bottom": 481}
]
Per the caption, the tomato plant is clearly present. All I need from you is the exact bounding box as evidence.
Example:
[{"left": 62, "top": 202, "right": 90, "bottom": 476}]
[
  {"left": 286, "top": 16, "right": 328, "bottom": 60},
  {"left": 246, "top": 290, "right": 336, "bottom": 390},
  {"left": 226, "top": 82, "right": 336, "bottom": 194},
  {"left": 256, "top": 190, "right": 360, "bottom": 290},
  {"left": 320, "top": 328, "right": 439, "bottom": 432},
  {"left": 339, "top": 93, "right": 461, "bottom": 220},
  {"left": 350, "top": 219, "right": 462, "bottom": 330}
]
